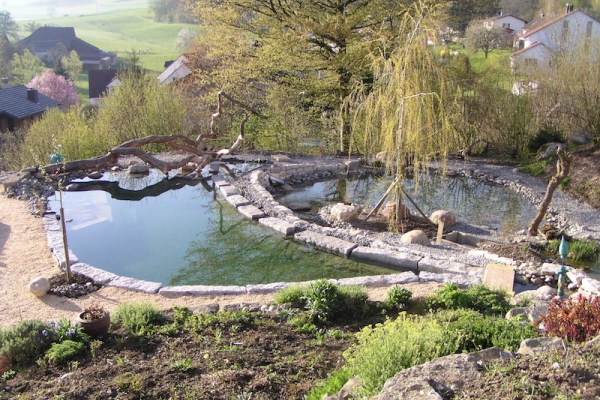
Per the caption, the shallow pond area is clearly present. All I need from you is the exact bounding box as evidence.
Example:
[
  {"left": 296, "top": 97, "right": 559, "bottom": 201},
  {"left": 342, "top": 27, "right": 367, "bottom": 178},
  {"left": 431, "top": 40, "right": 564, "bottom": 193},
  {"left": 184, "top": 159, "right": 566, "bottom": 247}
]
[
  {"left": 277, "top": 173, "right": 541, "bottom": 237},
  {"left": 49, "top": 170, "right": 398, "bottom": 286}
]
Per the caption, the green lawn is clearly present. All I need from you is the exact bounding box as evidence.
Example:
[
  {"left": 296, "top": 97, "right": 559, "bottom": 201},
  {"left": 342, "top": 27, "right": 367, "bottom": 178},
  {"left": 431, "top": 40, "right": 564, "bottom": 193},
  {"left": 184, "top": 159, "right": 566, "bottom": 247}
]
[{"left": 19, "top": 8, "right": 201, "bottom": 73}]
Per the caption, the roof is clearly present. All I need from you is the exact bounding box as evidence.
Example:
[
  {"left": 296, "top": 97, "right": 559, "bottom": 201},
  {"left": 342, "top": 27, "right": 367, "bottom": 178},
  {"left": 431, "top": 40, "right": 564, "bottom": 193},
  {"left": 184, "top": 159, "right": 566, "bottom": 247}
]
[
  {"left": 0, "top": 85, "right": 59, "bottom": 119},
  {"left": 157, "top": 55, "right": 191, "bottom": 85},
  {"left": 521, "top": 9, "right": 596, "bottom": 38},
  {"left": 88, "top": 69, "right": 118, "bottom": 99},
  {"left": 487, "top": 14, "right": 527, "bottom": 23},
  {"left": 20, "top": 27, "right": 115, "bottom": 62},
  {"left": 511, "top": 41, "right": 547, "bottom": 57}
]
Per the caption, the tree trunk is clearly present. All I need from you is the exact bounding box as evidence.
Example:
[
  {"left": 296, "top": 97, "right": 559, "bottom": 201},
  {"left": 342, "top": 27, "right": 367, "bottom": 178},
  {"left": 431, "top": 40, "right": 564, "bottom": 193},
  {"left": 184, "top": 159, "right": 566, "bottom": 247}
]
[{"left": 527, "top": 149, "right": 572, "bottom": 236}]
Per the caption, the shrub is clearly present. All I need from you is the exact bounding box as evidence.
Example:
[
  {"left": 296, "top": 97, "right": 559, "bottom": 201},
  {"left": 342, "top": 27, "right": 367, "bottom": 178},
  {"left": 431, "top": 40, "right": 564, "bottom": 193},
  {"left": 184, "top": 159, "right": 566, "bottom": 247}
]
[
  {"left": 111, "top": 302, "right": 163, "bottom": 336},
  {"left": 384, "top": 286, "right": 413, "bottom": 310},
  {"left": 49, "top": 317, "right": 89, "bottom": 344},
  {"left": 342, "top": 313, "right": 460, "bottom": 397},
  {"left": 275, "top": 280, "right": 369, "bottom": 324},
  {"left": 0, "top": 320, "right": 54, "bottom": 367},
  {"left": 527, "top": 127, "right": 564, "bottom": 153},
  {"left": 433, "top": 309, "right": 538, "bottom": 352},
  {"left": 44, "top": 340, "right": 86, "bottom": 364},
  {"left": 541, "top": 295, "right": 600, "bottom": 342},
  {"left": 548, "top": 238, "right": 600, "bottom": 262},
  {"left": 425, "top": 284, "right": 511, "bottom": 316}
]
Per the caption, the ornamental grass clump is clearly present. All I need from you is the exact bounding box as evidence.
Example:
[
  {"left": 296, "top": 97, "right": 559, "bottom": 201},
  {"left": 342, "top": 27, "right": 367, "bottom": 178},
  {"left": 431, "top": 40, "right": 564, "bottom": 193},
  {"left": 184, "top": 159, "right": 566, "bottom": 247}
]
[
  {"left": 541, "top": 295, "right": 600, "bottom": 342},
  {"left": 111, "top": 302, "right": 163, "bottom": 337}
]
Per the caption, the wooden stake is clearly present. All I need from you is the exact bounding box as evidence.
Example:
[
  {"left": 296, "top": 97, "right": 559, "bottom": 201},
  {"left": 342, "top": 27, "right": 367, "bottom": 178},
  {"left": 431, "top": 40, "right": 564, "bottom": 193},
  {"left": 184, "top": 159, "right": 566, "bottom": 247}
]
[
  {"left": 436, "top": 220, "right": 445, "bottom": 245},
  {"left": 365, "top": 177, "right": 399, "bottom": 221}
]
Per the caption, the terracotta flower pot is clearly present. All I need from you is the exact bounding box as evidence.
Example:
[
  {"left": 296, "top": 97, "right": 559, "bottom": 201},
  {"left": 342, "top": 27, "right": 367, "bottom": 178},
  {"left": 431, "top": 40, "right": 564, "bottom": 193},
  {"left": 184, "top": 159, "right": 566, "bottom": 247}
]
[{"left": 77, "top": 311, "right": 111, "bottom": 338}]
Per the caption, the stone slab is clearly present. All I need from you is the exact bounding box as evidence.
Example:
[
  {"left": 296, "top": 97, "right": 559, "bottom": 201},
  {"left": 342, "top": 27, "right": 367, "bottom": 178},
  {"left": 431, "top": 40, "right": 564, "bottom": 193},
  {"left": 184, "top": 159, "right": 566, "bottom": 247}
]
[
  {"left": 273, "top": 205, "right": 294, "bottom": 215},
  {"left": 159, "top": 285, "right": 248, "bottom": 297},
  {"left": 418, "top": 271, "right": 482, "bottom": 287},
  {"left": 211, "top": 175, "right": 229, "bottom": 187},
  {"left": 337, "top": 272, "right": 418, "bottom": 287},
  {"left": 351, "top": 247, "right": 420, "bottom": 271},
  {"left": 70, "top": 263, "right": 118, "bottom": 285},
  {"left": 237, "top": 204, "right": 266, "bottom": 220},
  {"left": 482, "top": 264, "right": 515, "bottom": 293},
  {"left": 246, "top": 282, "right": 292, "bottom": 294},
  {"left": 1, "top": 171, "right": 29, "bottom": 192},
  {"left": 294, "top": 230, "right": 358, "bottom": 257},
  {"left": 106, "top": 276, "right": 163, "bottom": 294},
  {"left": 218, "top": 184, "right": 240, "bottom": 197},
  {"left": 418, "top": 257, "right": 482, "bottom": 276},
  {"left": 541, "top": 262, "right": 561, "bottom": 276},
  {"left": 225, "top": 194, "right": 251, "bottom": 208},
  {"left": 258, "top": 217, "right": 295, "bottom": 236},
  {"left": 43, "top": 215, "right": 61, "bottom": 232}
]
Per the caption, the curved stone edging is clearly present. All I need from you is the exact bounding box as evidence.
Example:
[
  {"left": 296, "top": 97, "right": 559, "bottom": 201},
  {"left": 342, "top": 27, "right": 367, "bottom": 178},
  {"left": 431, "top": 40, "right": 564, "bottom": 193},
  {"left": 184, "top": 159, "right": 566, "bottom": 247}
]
[{"left": 41, "top": 156, "right": 600, "bottom": 296}]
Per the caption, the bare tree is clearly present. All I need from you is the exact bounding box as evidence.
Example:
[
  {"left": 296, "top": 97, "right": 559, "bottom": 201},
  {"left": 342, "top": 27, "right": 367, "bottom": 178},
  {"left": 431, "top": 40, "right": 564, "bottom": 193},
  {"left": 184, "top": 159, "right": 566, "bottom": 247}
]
[{"left": 465, "top": 20, "right": 509, "bottom": 58}]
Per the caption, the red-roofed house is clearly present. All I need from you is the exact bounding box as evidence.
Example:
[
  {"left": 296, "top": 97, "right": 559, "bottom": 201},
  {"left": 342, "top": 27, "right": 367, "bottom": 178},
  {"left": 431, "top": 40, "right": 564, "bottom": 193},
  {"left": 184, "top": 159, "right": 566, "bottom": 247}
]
[{"left": 511, "top": 7, "right": 600, "bottom": 72}]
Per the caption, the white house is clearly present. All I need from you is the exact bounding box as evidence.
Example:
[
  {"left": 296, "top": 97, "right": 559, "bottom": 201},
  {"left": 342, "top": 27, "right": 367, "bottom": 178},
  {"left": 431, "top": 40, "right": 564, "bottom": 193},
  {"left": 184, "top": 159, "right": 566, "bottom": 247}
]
[
  {"left": 157, "top": 55, "right": 191, "bottom": 85},
  {"left": 484, "top": 14, "right": 527, "bottom": 35},
  {"left": 511, "top": 7, "right": 600, "bottom": 72}
]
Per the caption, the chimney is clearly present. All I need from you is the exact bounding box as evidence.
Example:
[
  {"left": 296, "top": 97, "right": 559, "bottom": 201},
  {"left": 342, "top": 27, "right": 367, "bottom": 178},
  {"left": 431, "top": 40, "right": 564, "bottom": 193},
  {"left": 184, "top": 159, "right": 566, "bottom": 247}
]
[
  {"left": 566, "top": 3, "right": 572, "bottom": 14},
  {"left": 27, "top": 88, "right": 38, "bottom": 103}
]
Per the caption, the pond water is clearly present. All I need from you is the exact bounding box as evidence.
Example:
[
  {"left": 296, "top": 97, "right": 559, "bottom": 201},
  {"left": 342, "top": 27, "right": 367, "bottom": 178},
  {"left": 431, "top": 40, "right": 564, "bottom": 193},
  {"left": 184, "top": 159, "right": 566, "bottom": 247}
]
[
  {"left": 277, "top": 174, "right": 541, "bottom": 236},
  {"left": 49, "top": 170, "right": 397, "bottom": 286}
]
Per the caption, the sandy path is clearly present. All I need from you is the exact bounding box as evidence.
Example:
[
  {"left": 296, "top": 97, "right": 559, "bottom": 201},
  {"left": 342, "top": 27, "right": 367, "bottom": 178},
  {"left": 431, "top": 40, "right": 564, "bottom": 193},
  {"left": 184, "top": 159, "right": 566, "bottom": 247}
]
[{"left": 0, "top": 195, "right": 442, "bottom": 329}]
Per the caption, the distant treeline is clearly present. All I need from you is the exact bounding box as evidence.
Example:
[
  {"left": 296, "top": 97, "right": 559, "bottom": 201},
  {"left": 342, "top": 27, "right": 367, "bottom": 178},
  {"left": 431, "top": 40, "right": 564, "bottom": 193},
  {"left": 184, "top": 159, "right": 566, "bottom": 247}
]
[{"left": 148, "top": 0, "right": 195, "bottom": 24}]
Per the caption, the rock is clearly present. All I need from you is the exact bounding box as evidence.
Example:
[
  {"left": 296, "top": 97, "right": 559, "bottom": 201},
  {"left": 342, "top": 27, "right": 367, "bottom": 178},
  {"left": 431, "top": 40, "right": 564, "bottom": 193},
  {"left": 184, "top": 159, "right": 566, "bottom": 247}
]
[
  {"left": 193, "top": 303, "right": 220, "bottom": 314},
  {"left": 88, "top": 171, "right": 103, "bottom": 179},
  {"left": 517, "top": 337, "right": 566, "bottom": 356},
  {"left": 110, "top": 166, "right": 120, "bottom": 172},
  {"left": 536, "top": 142, "right": 567, "bottom": 160},
  {"left": 380, "top": 201, "right": 411, "bottom": 220},
  {"left": 127, "top": 160, "right": 139, "bottom": 166},
  {"left": 429, "top": 210, "right": 457, "bottom": 227},
  {"left": 568, "top": 282, "right": 579, "bottom": 291},
  {"left": 323, "top": 376, "right": 362, "bottom": 399},
  {"left": 271, "top": 154, "right": 292, "bottom": 162},
  {"left": 330, "top": 203, "right": 359, "bottom": 222},
  {"left": 400, "top": 230, "right": 430, "bottom": 245},
  {"left": 535, "top": 285, "right": 557, "bottom": 301},
  {"left": 344, "top": 159, "right": 361, "bottom": 170},
  {"left": 569, "top": 131, "right": 592, "bottom": 145},
  {"left": 287, "top": 201, "right": 312, "bottom": 212},
  {"left": 181, "top": 163, "right": 197, "bottom": 173},
  {"left": 282, "top": 184, "right": 293, "bottom": 192},
  {"left": 127, "top": 164, "right": 150, "bottom": 175},
  {"left": 29, "top": 276, "right": 50, "bottom": 297}
]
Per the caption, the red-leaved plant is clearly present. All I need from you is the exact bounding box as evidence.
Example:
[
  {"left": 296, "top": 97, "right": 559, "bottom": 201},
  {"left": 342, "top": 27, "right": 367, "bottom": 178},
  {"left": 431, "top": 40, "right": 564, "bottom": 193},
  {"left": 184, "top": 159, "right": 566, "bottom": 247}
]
[{"left": 541, "top": 295, "right": 600, "bottom": 343}]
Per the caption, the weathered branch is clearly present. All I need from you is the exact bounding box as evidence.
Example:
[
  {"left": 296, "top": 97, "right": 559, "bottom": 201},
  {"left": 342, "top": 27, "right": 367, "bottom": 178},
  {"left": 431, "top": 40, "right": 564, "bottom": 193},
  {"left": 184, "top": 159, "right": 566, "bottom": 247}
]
[
  {"left": 42, "top": 92, "right": 265, "bottom": 175},
  {"left": 528, "top": 149, "right": 573, "bottom": 236}
]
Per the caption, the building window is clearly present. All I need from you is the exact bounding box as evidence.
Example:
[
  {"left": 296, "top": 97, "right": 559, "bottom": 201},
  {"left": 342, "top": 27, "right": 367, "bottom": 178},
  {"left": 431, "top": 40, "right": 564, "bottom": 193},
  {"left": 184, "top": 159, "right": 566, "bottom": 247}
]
[
  {"left": 524, "top": 58, "right": 538, "bottom": 68},
  {"left": 587, "top": 21, "right": 593, "bottom": 38},
  {"left": 502, "top": 23, "right": 510, "bottom": 28}
]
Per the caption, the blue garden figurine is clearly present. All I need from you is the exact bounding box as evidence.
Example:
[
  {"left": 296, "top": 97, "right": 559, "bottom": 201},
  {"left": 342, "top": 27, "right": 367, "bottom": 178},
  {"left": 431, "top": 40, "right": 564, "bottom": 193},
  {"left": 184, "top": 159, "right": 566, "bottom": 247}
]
[
  {"left": 556, "top": 236, "right": 569, "bottom": 300},
  {"left": 50, "top": 152, "right": 63, "bottom": 164}
]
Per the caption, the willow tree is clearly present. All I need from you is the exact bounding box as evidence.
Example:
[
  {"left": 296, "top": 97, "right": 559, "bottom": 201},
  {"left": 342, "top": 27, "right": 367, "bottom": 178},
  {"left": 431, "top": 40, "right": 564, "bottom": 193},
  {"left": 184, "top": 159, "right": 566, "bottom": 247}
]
[
  {"left": 182, "top": 0, "right": 418, "bottom": 153},
  {"left": 351, "top": 1, "right": 461, "bottom": 222}
]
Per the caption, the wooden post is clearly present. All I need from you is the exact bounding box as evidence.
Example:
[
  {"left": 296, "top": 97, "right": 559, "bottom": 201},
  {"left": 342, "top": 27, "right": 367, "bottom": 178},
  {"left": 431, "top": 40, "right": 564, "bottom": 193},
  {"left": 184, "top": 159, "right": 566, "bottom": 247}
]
[
  {"left": 436, "top": 220, "right": 444, "bottom": 245},
  {"left": 59, "top": 201, "right": 72, "bottom": 283}
]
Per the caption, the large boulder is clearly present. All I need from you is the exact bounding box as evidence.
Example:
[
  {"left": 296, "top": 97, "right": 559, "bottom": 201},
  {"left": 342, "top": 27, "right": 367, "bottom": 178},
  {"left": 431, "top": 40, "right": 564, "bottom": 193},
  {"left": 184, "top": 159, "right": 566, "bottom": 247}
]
[
  {"left": 400, "top": 230, "right": 430, "bottom": 245},
  {"left": 330, "top": 203, "right": 359, "bottom": 222},
  {"left": 569, "top": 131, "right": 592, "bottom": 146},
  {"left": 29, "top": 276, "right": 50, "bottom": 297},
  {"left": 517, "top": 337, "right": 566, "bottom": 356},
  {"left": 536, "top": 142, "right": 567, "bottom": 160},
  {"left": 430, "top": 210, "right": 457, "bottom": 227},
  {"left": 128, "top": 164, "right": 150, "bottom": 175}
]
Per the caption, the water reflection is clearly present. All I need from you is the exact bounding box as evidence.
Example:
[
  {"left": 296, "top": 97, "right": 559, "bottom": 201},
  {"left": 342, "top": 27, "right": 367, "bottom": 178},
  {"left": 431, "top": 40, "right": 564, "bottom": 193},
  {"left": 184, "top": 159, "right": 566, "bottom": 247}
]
[{"left": 277, "top": 175, "right": 538, "bottom": 234}]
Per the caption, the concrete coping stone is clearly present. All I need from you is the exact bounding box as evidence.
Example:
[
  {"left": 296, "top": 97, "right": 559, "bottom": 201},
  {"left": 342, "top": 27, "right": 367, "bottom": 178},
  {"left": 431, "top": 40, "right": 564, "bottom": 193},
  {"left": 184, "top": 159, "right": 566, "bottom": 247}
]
[
  {"left": 337, "top": 271, "right": 418, "bottom": 287},
  {"left": 159, "top": 285, "right": 248, "bottom": 297},
  {"left": 294, "top": 230, "right": 358, "bottom": 257},
  {"left": 418, "top": 257, "right": 483, "bottom": 276},
  {"left": 211, "top": 175, "right": 230, "bottom": 187},
  {"left": 351, "top": 246, "right": 421, "bottom": 271},
  {"left": 71, "top": 262, "right": 118, "bottom": 285},
  {"left": 246, "top": 282, "right": 293, "bottom": 294},
  {"left": 218, "top": 185, "right": 240, "bottom": 197},
  {"left": 225, "top": 194, "right": 251, "bottom": 208},
  {"left": 419, "top": 271, "right": 482, "bottom": 287},
  {"left": 238, "top": 204, "right": 266, "bottom": 220},
  {"left": 258, "top": 217, "right": 295, "bottom": 236},
  {"left": 106, "top": 276, "right": 163, "bottom": 294},
  {"left": 42, "top": 215, "right": 61, "bottom": 232}
]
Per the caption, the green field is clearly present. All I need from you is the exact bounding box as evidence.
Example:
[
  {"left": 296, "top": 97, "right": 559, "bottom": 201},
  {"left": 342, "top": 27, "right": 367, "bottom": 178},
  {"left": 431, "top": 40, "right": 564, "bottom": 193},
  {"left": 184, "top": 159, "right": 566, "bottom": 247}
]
[{"left": 18, "top": 8, "right": 201, "bottom": 73}]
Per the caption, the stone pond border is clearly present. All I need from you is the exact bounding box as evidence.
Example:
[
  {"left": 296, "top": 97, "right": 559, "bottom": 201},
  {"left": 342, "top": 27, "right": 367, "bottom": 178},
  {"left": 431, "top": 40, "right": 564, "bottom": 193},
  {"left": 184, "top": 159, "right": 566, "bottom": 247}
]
[{"left": 39, "top": 156, "right": 600, "bottom": 297}]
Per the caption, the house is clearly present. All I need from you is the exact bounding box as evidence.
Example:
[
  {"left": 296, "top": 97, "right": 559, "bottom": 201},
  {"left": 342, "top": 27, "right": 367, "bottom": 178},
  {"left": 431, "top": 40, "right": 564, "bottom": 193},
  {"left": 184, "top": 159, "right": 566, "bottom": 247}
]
[
  {"left": 157, "top": 55, "right": 191, "bottom": 85},
  {"left": 20, "top": 27, "right": 116, "bottom": 71},
  {"left": 88, "top": 69, "right": 119, "bottom": 106},
  {"left": 0, "top": 86, "right": 59, "bottom": 132},
  {"left": 484, "top": 14, "right": 527, "bottom": 36},
  {"left": 511, "top": 6, "right": 600, "bottom": 72}
]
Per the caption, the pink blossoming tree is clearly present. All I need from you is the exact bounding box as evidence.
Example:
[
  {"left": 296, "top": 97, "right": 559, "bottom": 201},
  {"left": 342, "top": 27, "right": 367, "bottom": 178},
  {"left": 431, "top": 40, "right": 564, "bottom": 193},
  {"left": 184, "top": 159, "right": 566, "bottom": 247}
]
[{"left": 28, "top": 70, "right": 79, "bottom": 108}]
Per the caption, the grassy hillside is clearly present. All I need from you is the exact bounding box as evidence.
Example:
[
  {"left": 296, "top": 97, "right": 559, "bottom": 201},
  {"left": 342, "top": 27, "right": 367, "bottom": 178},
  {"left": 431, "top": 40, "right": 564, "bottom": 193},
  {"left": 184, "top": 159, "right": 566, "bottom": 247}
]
[{"left": 19, "top": 8, "right": 201, "bottom": 73}]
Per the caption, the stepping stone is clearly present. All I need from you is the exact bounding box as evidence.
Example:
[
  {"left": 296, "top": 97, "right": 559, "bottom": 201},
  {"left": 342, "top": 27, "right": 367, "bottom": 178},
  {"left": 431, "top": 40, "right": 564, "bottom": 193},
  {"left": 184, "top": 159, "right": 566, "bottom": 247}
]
[{"left": 483, "top": 263, "right": 515, "bottom": 294}]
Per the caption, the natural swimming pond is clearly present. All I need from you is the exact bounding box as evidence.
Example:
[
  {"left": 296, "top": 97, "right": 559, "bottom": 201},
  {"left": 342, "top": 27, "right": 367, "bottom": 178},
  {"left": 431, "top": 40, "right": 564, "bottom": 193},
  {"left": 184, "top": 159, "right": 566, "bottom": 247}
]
[
  {"left": 50, "top": 170, "right": 398, "bottom": 286},
  {"left": 277, "top": 173, "right": 541, "bottom": 235}
]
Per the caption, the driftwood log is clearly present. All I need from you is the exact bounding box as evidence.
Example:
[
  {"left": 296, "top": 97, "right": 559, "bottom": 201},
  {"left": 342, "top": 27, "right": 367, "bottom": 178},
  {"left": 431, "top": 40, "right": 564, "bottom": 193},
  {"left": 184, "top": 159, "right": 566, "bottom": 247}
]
[{"left": 43, "top": 92, "right": 266, "bottom": 175}]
